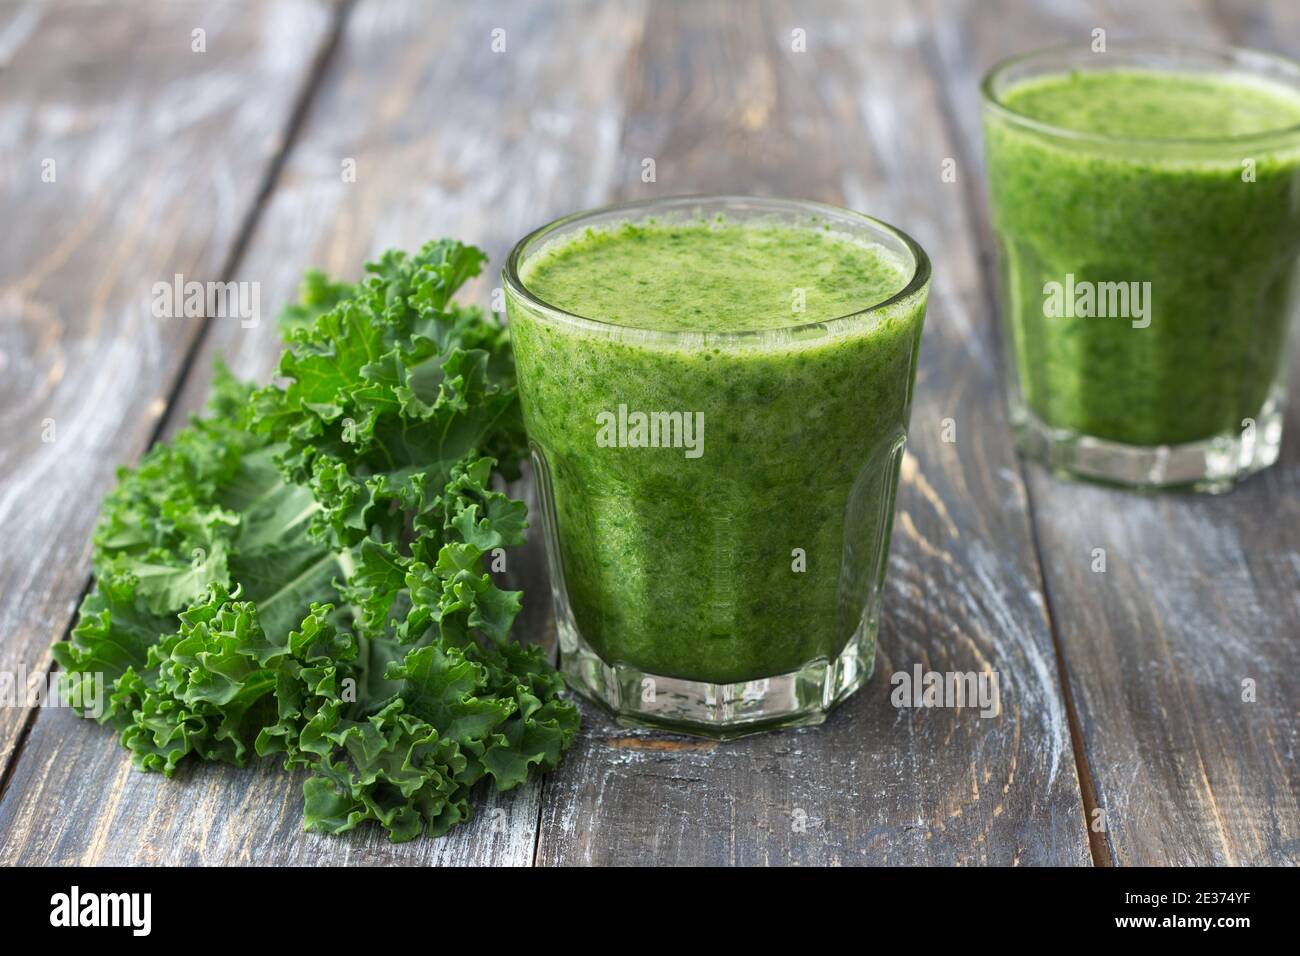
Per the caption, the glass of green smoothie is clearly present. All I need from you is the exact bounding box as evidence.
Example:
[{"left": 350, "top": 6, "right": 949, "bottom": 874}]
[
  {"left": 982, "top": 43, "right": 1300, "bottom": 491},
  {"left": 503, "top": 196, "right": 930, "bottom": 736}
]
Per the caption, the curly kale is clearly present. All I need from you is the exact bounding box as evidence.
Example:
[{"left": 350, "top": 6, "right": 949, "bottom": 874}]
[{"left": 53, "top": 240, "right": 578, "bottom": 842}]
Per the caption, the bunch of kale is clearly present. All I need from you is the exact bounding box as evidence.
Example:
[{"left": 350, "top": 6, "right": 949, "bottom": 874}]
[{"left": 55, "top": 240, "right": 578, "bottom": 842}]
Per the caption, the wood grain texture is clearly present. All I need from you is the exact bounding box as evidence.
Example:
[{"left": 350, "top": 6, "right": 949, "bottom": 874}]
[
  {"left": 2, "top": 0, "right": 1295, "bottom": 867},
  {"left": 0, "top": 0, "right": 644, "bottom": 866},
  {"left": 922, "top": 0, "right": 1300, "bottom": 864},
  {"left": 0, "top": 0, "right": 335, "bottom": 771},
  {"left": 535, "top": 0, "right": 1090, "bottom": 866}
]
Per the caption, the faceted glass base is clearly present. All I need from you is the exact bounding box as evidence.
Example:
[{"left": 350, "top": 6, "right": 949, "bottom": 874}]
[
  {"left": 556, "top": 614, "right": 877, "bottom": 740},
  {"left": 1010, "top": 390, "right": 1284, "bottom": 494}
]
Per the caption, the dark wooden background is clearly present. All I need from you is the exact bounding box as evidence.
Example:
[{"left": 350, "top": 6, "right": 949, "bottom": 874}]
[{"left": 0, "top": 0, "right": 1295, "bottom": 866}]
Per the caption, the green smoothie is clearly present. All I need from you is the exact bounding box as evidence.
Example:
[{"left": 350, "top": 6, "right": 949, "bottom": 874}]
[
  {"left": 505, "top": 209, "right": 928, "bottom": 695},
  {"left": 983, "top": 62, "right": 1300, "bottom": 458}
]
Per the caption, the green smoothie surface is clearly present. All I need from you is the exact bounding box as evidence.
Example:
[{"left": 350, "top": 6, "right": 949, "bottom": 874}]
[
  {"left": 1000, "top": 68, "right": 1300, "bottom": 140},
  {"left": 519, "top": 219, "right": 911, "bottom": 332}
]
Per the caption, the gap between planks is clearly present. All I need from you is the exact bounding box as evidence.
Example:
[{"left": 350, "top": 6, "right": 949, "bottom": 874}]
[
  {"left": 913, "top": 26, "right": 1110, "bottom": 867},
  {"left": 0, "top": 0, "right": 355, "bottom": 804}
]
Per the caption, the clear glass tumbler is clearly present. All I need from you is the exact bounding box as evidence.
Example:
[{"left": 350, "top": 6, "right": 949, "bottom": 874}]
[
  {"left": 981, "top": 43, "right": 1300, "bottom": 491},
  {"left": 503, "top": 196, "right": 930, "bottom": 737}
]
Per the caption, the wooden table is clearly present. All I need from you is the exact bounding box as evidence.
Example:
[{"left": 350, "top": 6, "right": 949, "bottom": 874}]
[{"left": 1, "top": 0, "right": 1296, "bottom": 867}]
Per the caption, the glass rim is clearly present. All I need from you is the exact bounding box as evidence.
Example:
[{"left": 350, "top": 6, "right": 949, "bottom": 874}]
[
  {"left": 501, "top": 194, "right": 931, "bottom": 343},
  {"left": 980, "top": 40, "right": 1300, "bottom": 148}
]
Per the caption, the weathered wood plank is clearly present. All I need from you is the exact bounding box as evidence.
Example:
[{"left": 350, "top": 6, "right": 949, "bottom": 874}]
[
  {"left": 923, "top": 0, "right": 1300, "bottom": 864},
  {"left": 535, "top": 0, "right": 1090, "bottom": 866},
  {"left": 0, "top": 0, "right": 643, "bottom": 866},
  {"left": 8, "top": 0, "right": 1288, "bottom": 868},
  {"left": 0, "top": 0, "right": 335, "bottom": 772}
]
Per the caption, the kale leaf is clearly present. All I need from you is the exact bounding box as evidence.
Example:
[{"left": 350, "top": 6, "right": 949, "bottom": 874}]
[{"left": 53, "top": 239, "right": 577, "bottom": 842}]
